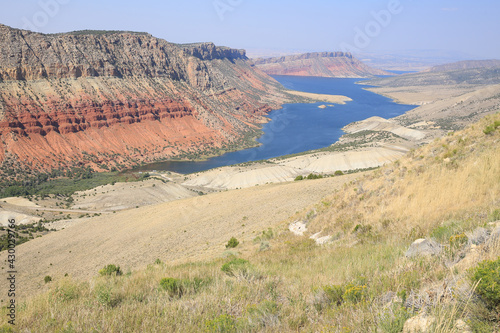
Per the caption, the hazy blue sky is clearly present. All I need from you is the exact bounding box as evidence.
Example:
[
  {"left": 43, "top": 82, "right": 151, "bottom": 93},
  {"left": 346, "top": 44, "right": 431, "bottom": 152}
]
[{"left": 0, "top": 0, "right": 499, "bottom": 59}]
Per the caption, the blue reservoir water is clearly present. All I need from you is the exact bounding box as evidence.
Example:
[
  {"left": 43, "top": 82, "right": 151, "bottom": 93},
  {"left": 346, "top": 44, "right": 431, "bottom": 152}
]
[{"left": 135, "top": 76, "right": 415, "bottom": 174}]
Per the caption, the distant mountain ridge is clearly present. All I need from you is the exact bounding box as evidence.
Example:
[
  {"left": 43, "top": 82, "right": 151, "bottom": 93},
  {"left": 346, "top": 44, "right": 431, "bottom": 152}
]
[
  {"left": 253, "top": 52, "right": 390, "bottom": 78},
  {"left": 424, "top": 59, "right": 500, "bottom": 73},
  {"left": 366, "top": 66, "right": 500, "bottom": 87}
]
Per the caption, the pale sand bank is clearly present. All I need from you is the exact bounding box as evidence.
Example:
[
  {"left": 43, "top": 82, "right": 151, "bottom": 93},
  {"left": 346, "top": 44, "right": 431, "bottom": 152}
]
[
  {"left": 343, "top": 116, "right": 426, "bottom": 141},
  {"left": 287, "top": 90, "right": 352, "bottom": 104},
  {"left": 276, "top": 146, "right": 408, "bottom": 173},
  {"left": 184, "top": 145, "right": 409, "bottom": 190}
]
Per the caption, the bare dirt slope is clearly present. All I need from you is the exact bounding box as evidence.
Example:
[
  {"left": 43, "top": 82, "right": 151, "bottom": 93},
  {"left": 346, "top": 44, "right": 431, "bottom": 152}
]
[
  {"left": 71, "top": 178, "right": 198, "bottom": 211},
  {"left": 366, "top": 84, "right": 481, "bottom": 106},
  {"left": 11, "top": 174, "right": 359, "bottom": 300}
]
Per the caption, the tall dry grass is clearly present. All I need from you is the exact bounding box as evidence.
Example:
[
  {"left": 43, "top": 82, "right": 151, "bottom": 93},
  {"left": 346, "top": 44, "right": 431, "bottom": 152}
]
[{"left": 305, "top": 113, "right": 500, "bottom": 241}]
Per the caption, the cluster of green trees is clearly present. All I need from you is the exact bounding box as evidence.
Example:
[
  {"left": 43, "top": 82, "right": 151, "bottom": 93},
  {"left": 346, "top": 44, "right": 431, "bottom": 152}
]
[
  {"left": 0, "top": 167, "right": 151, "bottom": 199},
  {"left": 0, "top": 222, "right": 51, "bottom": 251}
]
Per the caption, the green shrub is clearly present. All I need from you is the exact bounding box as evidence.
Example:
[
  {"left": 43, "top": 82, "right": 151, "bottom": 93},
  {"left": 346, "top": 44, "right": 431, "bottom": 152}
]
[
  {"left": 484, "top": 125, "right": 495, "bottom": 135},
  {"left": 254, "top": 228, "right": 274, "bottom": 243},
  {"left": 307, "top": 173, "right": 323, "bottom": 180},
  {"left": 294, "top": 175, "right": 304, "bottom": 181},
  {"left": 334, "top": 170, "right": 344, "bottom": 176},
  {"left": 205, "top": 314, "right": 237, "bottom": 333},
  {"left": 471, "top": 258, "right": 500, "bottom": 309},
  {"left": 159, "top": 277, "right": 209, "bottom": 298},
  {"left": 159, "top": 278, "right": 184, "bottom": 297},
  {"left": 98, "top": 264, "right": 122, "bottom": 276},
  {"left": 44, "top": 275, "right": 52, "bottom": 283},
  {"left": 323, "top": 285, "right": 345, "bottom": 306},
  {"left": 221, "top": 258, "right": 252, "bottom": 277},
  {"left": 484, "top": 120, "right": 500, "bottom": 135},
  {"left": 225, "top": 237, "right": 239, "bottom": 249}
]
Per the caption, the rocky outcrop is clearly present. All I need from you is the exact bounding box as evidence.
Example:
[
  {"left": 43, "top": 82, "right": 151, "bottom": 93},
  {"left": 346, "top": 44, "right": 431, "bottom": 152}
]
[
  {"left": 181, "top": 42, "right": 247, "bottom": 61},
  {"left": 253, "top": 52, "right": 390, "bottom": 78},
  {"left": 0, "top": 24, "right": 293, "bottom": 174},
  {"left": 405, "top": 239, "right": 442, "bottom": 257}
]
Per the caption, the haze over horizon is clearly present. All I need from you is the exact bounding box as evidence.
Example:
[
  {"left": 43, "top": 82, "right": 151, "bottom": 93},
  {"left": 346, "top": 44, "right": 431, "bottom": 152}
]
[{"left": 0, "top": 0, "right": 499, "bottom": 60}]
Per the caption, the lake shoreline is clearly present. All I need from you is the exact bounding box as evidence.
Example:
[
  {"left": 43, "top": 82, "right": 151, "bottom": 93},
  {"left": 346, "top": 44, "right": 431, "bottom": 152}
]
[{"left": 133, "top": 76, "right": 416, "bottom": 174}]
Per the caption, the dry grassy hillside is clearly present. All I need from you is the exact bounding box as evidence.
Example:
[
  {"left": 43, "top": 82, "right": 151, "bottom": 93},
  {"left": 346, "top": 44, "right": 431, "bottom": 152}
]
[
  {"left": 1, "top": 113, "right": 499, "bottom": 332},
  {"left": 304, "top": 113, "right": 500, "bottom": 240},
  {"left": 5, "top": 174, "right": 359, "bottom": 301}
]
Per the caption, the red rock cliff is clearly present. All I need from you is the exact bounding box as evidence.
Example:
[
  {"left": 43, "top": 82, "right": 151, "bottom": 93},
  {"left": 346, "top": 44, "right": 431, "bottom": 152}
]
[
  {"left": 253, "top": 52, "right": 390, "bottom": 78},
  {"left": 0, "top": 24, "right": 293, "bottom": 174}
]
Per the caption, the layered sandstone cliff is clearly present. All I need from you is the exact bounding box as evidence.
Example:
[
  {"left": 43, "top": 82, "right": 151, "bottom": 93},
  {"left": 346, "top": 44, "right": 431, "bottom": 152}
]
[
  {"left": 253, "top": 52, "right": 390, "bottom": 78},
  {"left": 0, "top": 24, "right": 293, "bottom": 175}
]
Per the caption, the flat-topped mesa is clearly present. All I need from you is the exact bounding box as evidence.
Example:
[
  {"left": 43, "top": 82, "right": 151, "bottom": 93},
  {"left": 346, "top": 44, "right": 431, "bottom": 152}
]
[
  {"left": 254, "top": 51, "right": 353, "bottom": 64},
  {"left": 180, "top": 42, "right": 247, "bottom": 61},
  {"left": 0, "top": 26, "right": 248, "bottom": 81},
  {"left": 253, "top": 51, "right": 390, "bottom": 78},
  {"left": 0, "top": 24, "right": 292, "bottom": 175}
]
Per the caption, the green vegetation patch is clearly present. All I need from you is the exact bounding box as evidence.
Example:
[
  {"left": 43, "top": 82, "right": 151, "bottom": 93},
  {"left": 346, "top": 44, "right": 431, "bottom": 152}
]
[
  {"left": 0, "top": 222, "right": 52, "bottom": 251},
  {"left": 225, "top": 237, "right": 239, "bottom": 249},
  {"left": 98, "top": 264, "right": 122, "bottom": 276},
  {"left": 0, "top": 169, "right": 150, "bottom": 199},
  {"left": 471, "top": 258, "right": 500, "bottom": 310}
]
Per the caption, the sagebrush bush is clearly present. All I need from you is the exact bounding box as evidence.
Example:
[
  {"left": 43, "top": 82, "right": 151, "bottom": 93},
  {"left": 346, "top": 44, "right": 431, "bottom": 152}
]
[
  {"left": 159, "top": 278, "right": 184, "bottom": 297},
  {"left": 159, "top": 277, "right": 210, "bottom": 298},
  {"left": 323, "top": 285, "right": 345, "bottom": 306},
  {"left": 483, "top": 120, "right": 500, "bottom": 135},
  {"left": 221, "top": 258, "right": 252, "bottom": 278},
  {"left": 44, "top": 275, "right": 52, "bottom": 284},
  {"left": 99, "top": 264, "right": 122, "bottom": 276},
  {"left": 225, "top": 237, "right": 239, "bottom": 248},
  {"left": 471, "top": 258, "right": 500, "bottom": 309}
]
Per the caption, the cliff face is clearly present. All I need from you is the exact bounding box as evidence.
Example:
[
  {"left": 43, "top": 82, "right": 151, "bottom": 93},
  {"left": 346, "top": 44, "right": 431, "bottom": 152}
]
[
  {"left": 254, "top": 52, "right": 390, "bottom": 78},
  {"left": 0, "top": 24, "right": 292, "bottom": 174}
]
